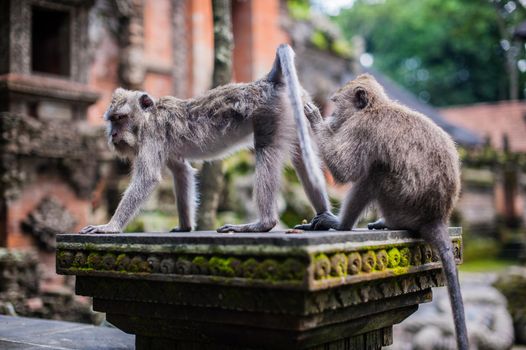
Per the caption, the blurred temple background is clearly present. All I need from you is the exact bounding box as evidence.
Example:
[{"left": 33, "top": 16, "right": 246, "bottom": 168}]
[{"left": 0, "top": 0, "right": 525, "bottom": 348}]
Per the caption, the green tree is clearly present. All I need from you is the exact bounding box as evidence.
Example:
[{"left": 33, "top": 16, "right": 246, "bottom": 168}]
[{"left": 334, "top": 0, "right": 526, "bottom": 106}]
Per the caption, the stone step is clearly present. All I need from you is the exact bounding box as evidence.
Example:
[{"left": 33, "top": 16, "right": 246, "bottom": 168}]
[{"left": 0, "top": 315, "right": 133, "bottom": 350}]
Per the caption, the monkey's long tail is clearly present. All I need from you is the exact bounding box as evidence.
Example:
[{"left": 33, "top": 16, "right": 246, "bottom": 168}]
[
  {"left": 423, "top": 221, "right": 469, "bottom": 350},
  {"left": 273, "top": 44, "right": 325, "bottom": 192}
]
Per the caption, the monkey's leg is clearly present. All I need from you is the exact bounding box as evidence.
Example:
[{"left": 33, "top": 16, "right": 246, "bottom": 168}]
[
  {"left": 217, "top": 146, "right": 283, "bottom": 233},
  {"left": 168, "top": 160, "right": 196, "bottom": 232},
  {"left": 367, "top": 218, "right": 388, "bottom": 230},
  {"left": 338, "top": 180, "right": 373, "bottom": 231}
]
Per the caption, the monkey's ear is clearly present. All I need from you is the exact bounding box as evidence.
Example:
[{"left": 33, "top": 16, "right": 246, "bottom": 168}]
[
  {"left": 139, "top": 93, "right": 154, "bottom": 110},
  {"left": 353, "top": 88, "right": 369, "bottom": 110}
]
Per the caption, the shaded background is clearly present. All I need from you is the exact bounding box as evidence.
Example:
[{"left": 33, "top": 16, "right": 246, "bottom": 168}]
[{"left": 0, "top": 0, "right": 525, "bottom": 348}]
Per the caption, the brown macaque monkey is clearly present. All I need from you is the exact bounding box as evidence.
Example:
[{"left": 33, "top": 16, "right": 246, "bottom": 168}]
[
  {"left": 79, "top": 44, "right": 331, "bottom": 234},
  {"left": 297, "top": 74, "right": 468, "bottom": 350}
]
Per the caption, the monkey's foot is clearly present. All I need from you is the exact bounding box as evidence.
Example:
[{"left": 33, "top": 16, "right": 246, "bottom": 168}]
[
  {"left": 170, "top": 226, "right": 191, "bottom": 233},
  {"left": 367, "top": 218, "right": 388, "bottom": 230},
  {"left": 79, "top": 224, "right": 121, "bottom": 234},
  {"left": 217, "top": 221, "right": 276, "bottom": 233},
  {"left": 294, "top": 211, "right": 339, "bottom": 231}
]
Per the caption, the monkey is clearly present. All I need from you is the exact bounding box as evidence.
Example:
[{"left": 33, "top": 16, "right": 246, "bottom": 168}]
[
  {"left": 296, "top": 74, "right": 468, "bottom": 350},
  {"left": 79, "top": 44, "right": 331, "bottom": 234}
]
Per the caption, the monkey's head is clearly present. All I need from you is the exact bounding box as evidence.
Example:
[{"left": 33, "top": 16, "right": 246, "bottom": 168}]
[
  {"left": 330, "top": 73, "right": 388, "bottom": 112},
  {"left": 104, "top": 88, "right": 156, "bottom": 158}
]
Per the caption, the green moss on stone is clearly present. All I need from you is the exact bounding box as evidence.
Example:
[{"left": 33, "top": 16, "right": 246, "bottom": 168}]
[
  {"left": 73, "top": 252, "right": 87, "bottom": 268},
  {"left": 330, "top": 254, "right": 348, "bottom": 277},
  {"left": 101, "top": 253, "right": 116, "bottom": 270},
  {"left": 314, "top": 254, "right": 331, "bottom": 279},
  {"left": 277, "top": 258, "right": 305, "bottom": 281},
  {"left": 128, "top": 256, "right": 149, "bottom": 273},
  {"left": 192, "top": 256, "right": 209, "bottom": 274},
  {"left": 387, "top": 248, "right": 401, "bottom": 268},
  {"left": 391, "top": 266, "right": 410, "bottom": 275},
  {"left": 209, "top": 257, "right": 235, "bottom": 277},
  {"left": 399, "top": 247, "right": 411, "bottom": 267},
  {"left": 116, "top": 254, "right": 130, "bottom": 270},
  {"left": 87, "top": 253, "right": 102, "bottom": 269},
  {"left": 82, "top": 243, "right": 97, "bottom": 252},
  {"left": 241, "top": 258, "right": 259, "bottom": 279},
  {"left": 361, "top": 251, "right": 377, "bottom": 273},
  {"left": 376, "top": 250, "right": 388, "bottom": 271},
  {"left": 254, "top": 259, "right": 279, "bottom": 281},
  {"left": 348, "top": 252, "right": 362, "bottom": 275}
]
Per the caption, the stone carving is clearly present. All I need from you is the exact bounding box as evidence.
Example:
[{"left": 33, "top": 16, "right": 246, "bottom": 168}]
[
  {"left": 56, "top": 239, "right": 462, "bottom": 289},
  {"left": 21, "top": 197, "right": 77, "bottom": 251},
  {"left": 115, "top": 0, "right": 145, "bottom": 89},
  {"left": 56, "top": 231, "right": 462, "bottom": 349},
  {"left": 0, "top": 113, "right": 108, "bottom": 200}
]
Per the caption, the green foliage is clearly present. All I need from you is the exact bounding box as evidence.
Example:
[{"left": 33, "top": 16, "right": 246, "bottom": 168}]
[
  {"left": 463, "top": 237, "right": 502, "bottom": 262},
  {"left": 223, "top": 150, "right": 254, "bottom": 178},
  {"left": 125, "top": 219, "right": 145, "bottom": 233},
  {"left": 460, "top": 145, "right": 526, "bottom": 171},
  {"left": 311, "top": 30, "right": 329, "bottom": 50},
  {"left": 288, "top": 0, "right": 311, "bottom": 20},
  {"left": 459, "top": 258, "right": 514, "bottom": 272},
  {"left": 334, "top": 0, "right": 525, "bottom": 106},
  {"left": 331, "top": 39, "right": 353, "bottom": 59}
]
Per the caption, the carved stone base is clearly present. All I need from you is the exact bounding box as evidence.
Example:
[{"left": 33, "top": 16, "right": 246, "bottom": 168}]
[{"left": 57, "top": 229, "right": 463, "bottom": 349}]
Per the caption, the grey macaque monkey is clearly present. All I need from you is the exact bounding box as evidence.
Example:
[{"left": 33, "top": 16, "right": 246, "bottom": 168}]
[
  {"left": 80, "top": 44, "right": 330, "bottom": 234},
  {"left": 298, "top": 74, "right": 468, "bottom": 350}
]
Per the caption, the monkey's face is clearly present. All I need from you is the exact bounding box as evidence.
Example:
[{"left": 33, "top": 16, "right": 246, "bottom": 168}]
[{"left": 104, "top": 88, "right": 155, "bottom": 158}]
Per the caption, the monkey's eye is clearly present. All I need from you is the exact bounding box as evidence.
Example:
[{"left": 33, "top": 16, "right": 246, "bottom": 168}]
[{"left": 110, "top": 114, "right": 128, "bottom": 122}]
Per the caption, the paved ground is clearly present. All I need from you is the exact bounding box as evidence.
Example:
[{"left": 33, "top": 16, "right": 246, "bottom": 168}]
[{"left": 0, "top": 315, "right": 134, "bottom": 350}]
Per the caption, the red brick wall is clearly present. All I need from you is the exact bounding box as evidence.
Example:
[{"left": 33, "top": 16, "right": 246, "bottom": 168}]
[
  {"left": 86, "top": 29, "right": 120, "bottom": 125},
  {"left": 232, "top": 0, "right": 289, "bottom": 82},
  {"left": 7, "top": 178, "right": 89, "bottom": 248},
  {"left": 441, "top": 101, "right": 526, "bottom": 152},
  {"left": 186, "top": 0, "right": 214, "bottom": 96},
  {"left": 144, "top": 0, "right": 174, "bottom": 97}
]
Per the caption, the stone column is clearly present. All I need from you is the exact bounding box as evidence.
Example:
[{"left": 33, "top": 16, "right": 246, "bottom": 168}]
[{"left": 56, "top": 228, "right": 463, "bottom": 349}]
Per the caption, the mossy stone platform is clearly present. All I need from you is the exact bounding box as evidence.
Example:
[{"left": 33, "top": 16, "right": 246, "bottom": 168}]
[{"left": 56, "top": 228, "right": 463, "bottom": 350}]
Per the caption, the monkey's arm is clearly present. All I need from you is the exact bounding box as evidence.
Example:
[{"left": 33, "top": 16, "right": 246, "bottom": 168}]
[
  {"left": 80, "top": 143, "right": 163, "bottom": 234},
  {"left": 168, "top": 160, "right": 196, "bottom": 232}
]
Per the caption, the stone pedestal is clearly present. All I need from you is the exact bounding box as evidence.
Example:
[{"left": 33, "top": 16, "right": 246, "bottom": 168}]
[{"left": 56, "top": 229, "right": 463, "bottom": 350}]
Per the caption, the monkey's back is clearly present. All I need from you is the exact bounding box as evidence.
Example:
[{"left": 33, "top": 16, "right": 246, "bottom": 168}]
[{"left": 372, "top": 102, "right": 460, "bottom": 226}]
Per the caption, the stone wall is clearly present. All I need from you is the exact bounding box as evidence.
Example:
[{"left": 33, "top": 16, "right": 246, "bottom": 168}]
[{"left": 0, "top": 248, "right": 98, "bottom": 324}]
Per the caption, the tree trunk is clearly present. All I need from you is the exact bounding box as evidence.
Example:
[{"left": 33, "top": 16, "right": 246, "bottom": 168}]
[{"left": 196, "top": 0, "right": 233, "bottom": 230}]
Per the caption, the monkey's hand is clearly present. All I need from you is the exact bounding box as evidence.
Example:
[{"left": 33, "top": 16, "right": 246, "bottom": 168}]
[
  {"left": 170, "top": 226, "right": 191, "bottom": 233},
  {"left": 367, "top": 218, "right": 388, "bottom": 230},
  {"left": 79, "top": 224, "right": 121, "bottom": 234},
  {"left": 294, "top": 211, "right": 339, "bottom": 231},
  {"left": 304, "top": 102, "right": 323, "bottom": 129}
]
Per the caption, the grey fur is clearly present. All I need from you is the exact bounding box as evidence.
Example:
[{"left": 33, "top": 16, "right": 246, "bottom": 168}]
[
  {"left": 302, "top": 74, "right": 468, "bottom": 350},
  {"left": 79, "top": 44, "right": 330, "bottom": 235}
]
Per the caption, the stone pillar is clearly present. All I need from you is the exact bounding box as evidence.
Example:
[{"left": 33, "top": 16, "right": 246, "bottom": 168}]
[{"left": 57, "top": 228, "right": 463, "bottom": 349}]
